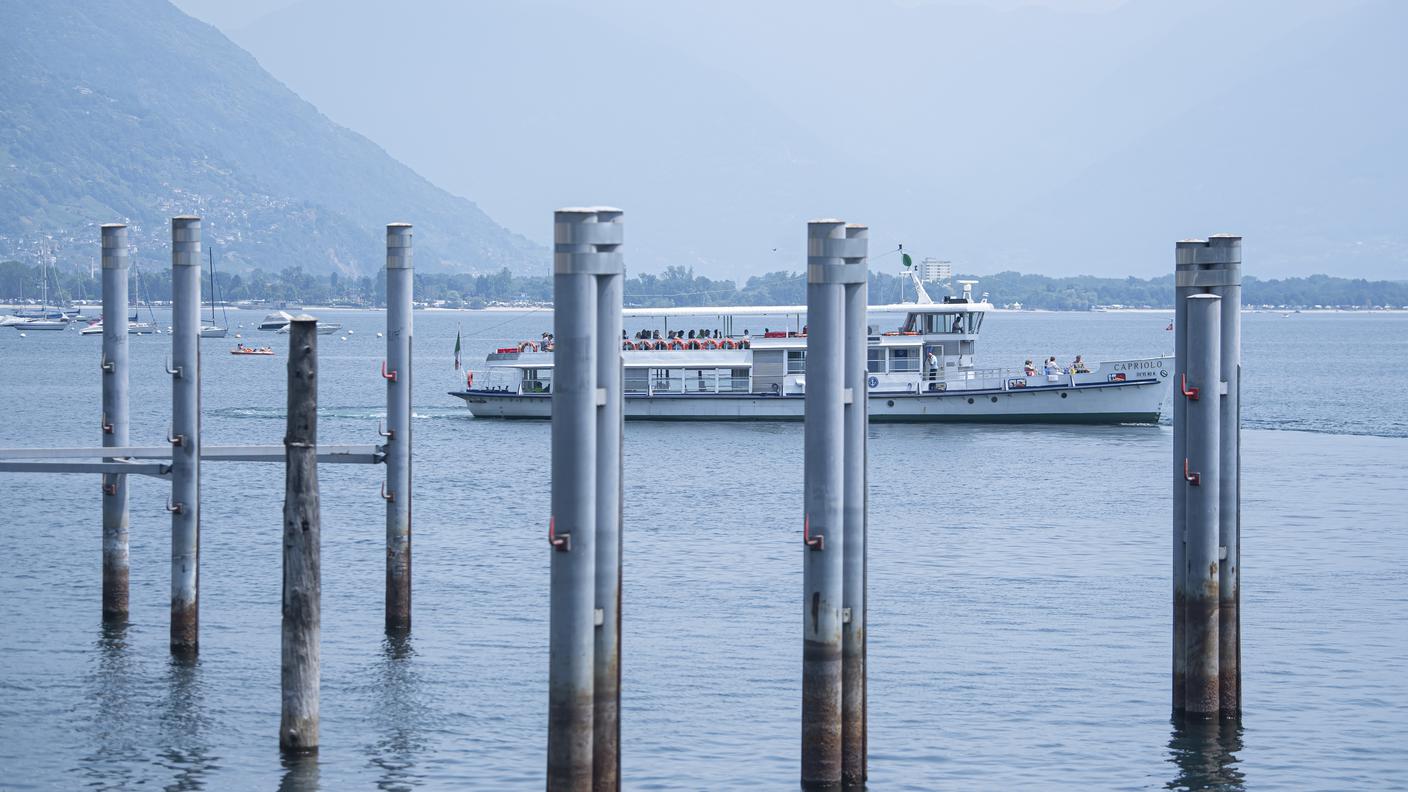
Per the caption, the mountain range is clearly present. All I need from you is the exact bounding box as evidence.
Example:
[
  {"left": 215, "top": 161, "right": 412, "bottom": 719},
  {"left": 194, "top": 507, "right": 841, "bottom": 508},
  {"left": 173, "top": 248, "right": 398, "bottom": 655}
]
[{"left": 0, "top": 0, "right": 542, "bottom": 276}]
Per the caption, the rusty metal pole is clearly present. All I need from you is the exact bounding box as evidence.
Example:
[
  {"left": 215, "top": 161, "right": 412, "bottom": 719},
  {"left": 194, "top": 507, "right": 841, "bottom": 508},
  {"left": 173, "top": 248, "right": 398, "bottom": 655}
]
[
  {"left": 1172, "top": 241, "right": 1194, "bottom": 711},
  {"left": 384, "top": 223, "right": 413, "bottom": 633},
  {"left": 100, "top": 224, "right": 130, "bottom": 623},
  {"left": 591, "top": 209, "right": 625, "bottom": 792},
  {"left": 548, "top": 208, "right": 602, "bottom": 791},
  {"left": 169, "top": 216, "right": 202, "bottom": 656},
  {"left": 280, "top": 316, "right": 321, "bottom": 754},
  {"left": 840, "top": 224, "right": 869, "bottom": 787},
  {"left": 802, "top": 219, "right": 850, "bottom": 790},
  {"left": 1182, "top": 293, "right": 1221, "bottom": 716},
  {"left": 1206, "top": 236, "right": 1243, "bottom": 715}
]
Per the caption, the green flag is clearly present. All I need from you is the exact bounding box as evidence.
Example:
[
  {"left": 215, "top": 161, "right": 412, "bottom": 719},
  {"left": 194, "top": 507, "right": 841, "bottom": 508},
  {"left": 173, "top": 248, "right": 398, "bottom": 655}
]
[
  {"left": 902, "top": 252, "right": 913, "bottom": 269},
  {"left": 453, "top": 325, "right": 462, "bottom": 370}
]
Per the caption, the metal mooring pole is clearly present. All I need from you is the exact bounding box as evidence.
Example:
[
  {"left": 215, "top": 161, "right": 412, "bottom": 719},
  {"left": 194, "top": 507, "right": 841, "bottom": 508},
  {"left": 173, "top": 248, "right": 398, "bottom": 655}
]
[
  {"left": 1182, "top": 293, "right": 1221, "bottom": 715},
  {"left": 169, "top": 216, "right": 202, "bottom": 655},
  {"left": 384, "top": 223, "right": 413, "bottom": 633},
  {"left": 591, "top": 209, "right": 625, "bottom": 792},
  {"left": 281, "top": 316, "right": 321, "bottom": 754},
  {"left": 1206, "top": 236, "right": 1243, "bottom": 715},
  {"left": 802, "top": 219, "right": 850, "bottom": 789},
  {"left": 100, "top": 223, "right": 131, "bottom": 623},
  {"left": 1171, "top": 243, "right": 1192, "bottom": 711},
  {"left": 840, "top": 224, "right": 869, "bottom": 787},
  {"left": 547, "top": 207, "right": 605, "bottom": 791}
]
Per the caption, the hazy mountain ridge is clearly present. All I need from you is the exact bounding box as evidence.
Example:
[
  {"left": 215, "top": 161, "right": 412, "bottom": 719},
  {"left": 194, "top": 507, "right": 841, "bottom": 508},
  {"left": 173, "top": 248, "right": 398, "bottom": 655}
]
[{"left": 0, "top": 0, "right": 544, "bottom": 276}]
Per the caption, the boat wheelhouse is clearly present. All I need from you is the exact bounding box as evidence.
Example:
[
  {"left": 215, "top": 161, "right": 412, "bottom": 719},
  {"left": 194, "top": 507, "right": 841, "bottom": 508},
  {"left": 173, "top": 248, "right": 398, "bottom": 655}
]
[{"left": 451, "top": 279, "right": 1171, "bottom": 423}]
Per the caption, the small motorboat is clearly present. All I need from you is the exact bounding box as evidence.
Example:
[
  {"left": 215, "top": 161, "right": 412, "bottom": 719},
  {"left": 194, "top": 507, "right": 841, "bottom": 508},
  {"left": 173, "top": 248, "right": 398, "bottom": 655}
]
[
  {"left": 231, "top": 343, "right": 275, "bottom": 356},
  {"left": 277, "top": 321, "right": 341, "bottom": 335}
]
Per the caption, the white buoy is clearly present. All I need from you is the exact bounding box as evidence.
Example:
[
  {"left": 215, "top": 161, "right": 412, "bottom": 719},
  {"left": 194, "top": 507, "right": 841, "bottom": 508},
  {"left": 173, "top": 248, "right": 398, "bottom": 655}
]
[
  {"left": 376, "top": 331, "right": 383, "bottom": 338},
  {"left": 340, "top": 336, "right": 348, "bottom": 341},
  {"left": 347, "top": 329, "right": 354, "bottom": 335},
  {"left": 234, "top": 333, "right": 242, "bottom": 339},
  {"left": 19, "top": 332, "right": 27, "bottom": 337}
]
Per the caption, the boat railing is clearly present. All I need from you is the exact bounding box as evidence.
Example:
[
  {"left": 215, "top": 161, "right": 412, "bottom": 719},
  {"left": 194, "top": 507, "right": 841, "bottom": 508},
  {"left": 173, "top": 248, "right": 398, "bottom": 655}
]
[
  {"left": 920, "top": 366, "right": 1079, "bottom": 393},
  {"left": 636, "top": 373, "right": 751, "bottom": 395}
]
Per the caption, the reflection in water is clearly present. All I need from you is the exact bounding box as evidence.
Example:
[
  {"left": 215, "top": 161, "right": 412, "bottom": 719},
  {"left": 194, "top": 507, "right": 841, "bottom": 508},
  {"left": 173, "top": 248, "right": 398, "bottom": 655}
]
[
  {"left": 369, "top": 632, "right": 427, "bottom": 791},
  {"left": 159, "top": 654, "right": 219, "bottom": 791},
  {"left": 1166, "top": 715, "right": 1245, "bottom": 791},
  {"left": 79, "top": 623, "right": 140, "bottom": 790},
  {"left": 279, "top": 753, "right": 321, "bottom": 792}
]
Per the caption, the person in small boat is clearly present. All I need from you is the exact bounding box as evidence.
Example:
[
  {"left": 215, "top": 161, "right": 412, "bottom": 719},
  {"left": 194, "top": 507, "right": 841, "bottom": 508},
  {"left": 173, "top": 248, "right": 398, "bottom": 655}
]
[
  {"left": 1024, "top": 359, "right": 1037, "bottom": 376},
  {"left": 1044, "top": 357, "right": 1060, "bottom": 375},
  {"left": 1070, "top": 355, "right": 1090, "bottom": 374}
]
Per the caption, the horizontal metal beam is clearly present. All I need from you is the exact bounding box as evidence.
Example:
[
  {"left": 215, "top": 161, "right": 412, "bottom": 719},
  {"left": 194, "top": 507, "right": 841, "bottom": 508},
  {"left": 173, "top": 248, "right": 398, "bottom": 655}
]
[
  {"left": 0, "top": 445, "right": 385, "bottom": 465},
  {"left": 0, "top": 461, "right": 171, "bottom": 478}
]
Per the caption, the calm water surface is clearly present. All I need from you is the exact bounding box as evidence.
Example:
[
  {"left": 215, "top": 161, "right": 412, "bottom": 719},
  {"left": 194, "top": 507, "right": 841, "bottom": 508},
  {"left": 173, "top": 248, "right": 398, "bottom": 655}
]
[{"left": 0, "top": 309, "right": 1405, "bottom": 790}]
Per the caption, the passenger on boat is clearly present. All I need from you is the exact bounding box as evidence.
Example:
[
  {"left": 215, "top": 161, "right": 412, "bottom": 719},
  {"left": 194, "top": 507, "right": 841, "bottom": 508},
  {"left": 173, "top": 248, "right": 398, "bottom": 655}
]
[
  {"left": 1024, "top": 359, "right": 1037, "bottom": 376},
  {"left": 1070, "top": 355, "right": 1090, "bottom": 374},
  {"left": 927, "top": 350, "right": 939, "bottom": 381},
  {"left": 1044, "top": 357, "right": 1060, "bottom": 375}
]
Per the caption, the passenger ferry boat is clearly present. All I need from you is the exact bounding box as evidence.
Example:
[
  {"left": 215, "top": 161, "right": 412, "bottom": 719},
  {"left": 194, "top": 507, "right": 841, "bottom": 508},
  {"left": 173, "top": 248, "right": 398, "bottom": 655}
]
[{"left": 450, "top": 278, "right": 1171, "bottom": 423}]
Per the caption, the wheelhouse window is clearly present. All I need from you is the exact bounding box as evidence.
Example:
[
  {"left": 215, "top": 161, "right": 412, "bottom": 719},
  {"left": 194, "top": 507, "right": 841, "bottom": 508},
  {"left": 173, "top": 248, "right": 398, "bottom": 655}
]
[
  {"left": 867, "top": 348, "right": 886, "bottom": 373},
  {"left": 787, "top": 349, "right": 807, "bottom": 373},
  {"left": 889, "top": 348, "right": 918, "bottom": 372}
]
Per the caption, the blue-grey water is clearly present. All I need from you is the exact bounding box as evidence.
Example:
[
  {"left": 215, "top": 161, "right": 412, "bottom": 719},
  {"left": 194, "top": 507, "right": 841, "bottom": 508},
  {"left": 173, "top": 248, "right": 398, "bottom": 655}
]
[{"left": 1, "top": 309, "right": 1405, "bottom": 790}]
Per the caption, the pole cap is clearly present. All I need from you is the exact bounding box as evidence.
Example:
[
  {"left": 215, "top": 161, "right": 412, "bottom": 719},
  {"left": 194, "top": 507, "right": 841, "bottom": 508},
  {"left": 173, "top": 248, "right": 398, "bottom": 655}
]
[
  {"left": 1175, "top": 235, "right": 1241, "bottom": 286},
  {"left": 101, "top": 224, "right": 129, "bottom": 268},
  {"left": 387, "top": 223, "right": 413, "bottom": 270},
  {"left": 554, "top": 207, "right": 623, "bottom": 275},
  {"left": 807, "top": 219, "right": 868, "bottom": 284},
  {"left": 171, "top": 216, "right": 201, "bottom": 264}
]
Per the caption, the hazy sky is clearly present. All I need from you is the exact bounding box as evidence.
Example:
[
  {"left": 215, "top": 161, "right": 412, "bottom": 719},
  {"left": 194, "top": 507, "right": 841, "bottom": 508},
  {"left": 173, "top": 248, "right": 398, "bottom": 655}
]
[{"left": 172, "top": 0, "right": 1404, "bottom": 281}]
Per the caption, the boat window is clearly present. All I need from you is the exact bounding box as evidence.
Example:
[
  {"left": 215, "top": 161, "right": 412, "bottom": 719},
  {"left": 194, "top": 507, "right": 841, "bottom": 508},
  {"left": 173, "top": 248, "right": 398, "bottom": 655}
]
[
  {"left": 902, "top": 314, "right": 919, "bottom": 333},
  {"left": 787, "top": 350, "right": 807, "bottom": 374},
  {"left": 624, "top": 368, "right": 648, "bottom": 393},
  {"left": 867, "top": 348, "right": 885, "bottom": 373},
  {"left": 967, "top": 312, "right": 984, "bottom": 333},
  {"left": 889, "top": 348, "right": 918, "bottom": 372}
]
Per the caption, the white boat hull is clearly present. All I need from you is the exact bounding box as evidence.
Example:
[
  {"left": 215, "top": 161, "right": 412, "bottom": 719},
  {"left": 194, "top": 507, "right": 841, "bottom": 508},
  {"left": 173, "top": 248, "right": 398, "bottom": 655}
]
[{"left": 451, "top": 377, "right": 1169, "bottom": 423}]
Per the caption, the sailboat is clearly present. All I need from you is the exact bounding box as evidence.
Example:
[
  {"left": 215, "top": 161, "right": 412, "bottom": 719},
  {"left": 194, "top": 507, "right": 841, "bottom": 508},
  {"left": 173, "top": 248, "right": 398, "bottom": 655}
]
[
  {"left": 10, "top": 243, "right": 70, "bottom": 331},
  {"left": 200, "top": 248, "right": 228, "bottom": 338}
]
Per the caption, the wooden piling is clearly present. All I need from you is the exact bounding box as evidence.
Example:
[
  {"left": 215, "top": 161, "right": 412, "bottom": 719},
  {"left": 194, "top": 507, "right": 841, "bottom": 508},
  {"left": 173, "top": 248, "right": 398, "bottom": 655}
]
[{"left": 280, "top": 317, "right": 321, "bottom": 754}]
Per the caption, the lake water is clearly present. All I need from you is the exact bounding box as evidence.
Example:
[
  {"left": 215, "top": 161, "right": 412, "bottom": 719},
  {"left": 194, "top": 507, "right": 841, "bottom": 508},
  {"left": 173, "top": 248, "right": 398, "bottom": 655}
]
[{"left": 1, "top": 308, "right": 1405, "bottom": 790}]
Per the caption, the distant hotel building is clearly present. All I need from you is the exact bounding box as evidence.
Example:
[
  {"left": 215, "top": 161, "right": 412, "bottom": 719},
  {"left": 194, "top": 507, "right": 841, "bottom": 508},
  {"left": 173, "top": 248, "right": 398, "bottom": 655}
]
[{"left": 920, "top": 258, "right": 952, "bottom": 284}]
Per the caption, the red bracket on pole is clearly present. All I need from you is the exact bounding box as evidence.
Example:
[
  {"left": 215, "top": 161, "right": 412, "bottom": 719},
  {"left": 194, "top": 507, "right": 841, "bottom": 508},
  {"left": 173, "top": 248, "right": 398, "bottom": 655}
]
[
  {"left": 803, "top": 514, "right": 824, "bottom": 551},
  {"left": 1184, "top": 458, "right": 1201, "bottom": 486},
  {"left": 102, "top": 413, "right": 113, "bottom": 435},
  {"left": 381, "top": 360, "right": 398, "bottom": 383},
  {"left": 1180, "top": 373, "right": 1199, "bottom": 400},
  {"left": 549, "top": 516, "right": 571, "bottom": 552}
]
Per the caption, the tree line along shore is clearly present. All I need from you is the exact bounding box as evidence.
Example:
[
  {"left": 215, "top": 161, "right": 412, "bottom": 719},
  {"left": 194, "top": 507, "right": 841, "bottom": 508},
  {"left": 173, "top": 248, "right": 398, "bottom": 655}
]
[{"left": 2, "top": 260, "right": 1404, "bottom": 312}]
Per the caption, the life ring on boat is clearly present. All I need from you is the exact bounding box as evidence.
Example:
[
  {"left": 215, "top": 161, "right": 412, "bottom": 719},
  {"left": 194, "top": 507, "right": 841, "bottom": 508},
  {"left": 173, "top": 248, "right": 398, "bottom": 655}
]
[
  {"left": 518, "top": 340, "right": 538, "bottom": 352},
  {"left": 668, "top": 338, "right": 686, "bottom": 350},
  {"left": 720, "top": 338, "right": 737, "bottom": 350},
  {"left": 651, "top": 339, "right": 667, "bottom": 350},
  {"left": 622, "top": 339, "right": 636, "bottom": 350},
  {"left": 685, "top": 339, "right": 703, "bottom": 350},
  {"left": 702, "top": 338, "right": 719, "bottom": 350}
]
